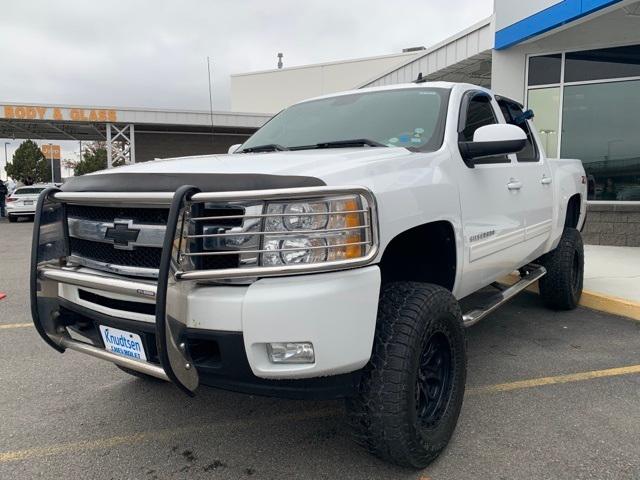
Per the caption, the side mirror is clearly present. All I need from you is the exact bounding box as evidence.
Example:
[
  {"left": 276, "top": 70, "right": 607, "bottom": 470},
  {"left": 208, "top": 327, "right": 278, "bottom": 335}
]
[
  {"left": 458, "top": 124, "right": 527, "bottom": 167},
  {"left": 227, "top": 143, "right": 242, "bottom": 154}
]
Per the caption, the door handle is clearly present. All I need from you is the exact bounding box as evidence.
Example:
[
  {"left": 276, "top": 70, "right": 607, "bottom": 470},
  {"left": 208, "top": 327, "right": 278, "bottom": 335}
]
[
  {"left": 507, "top": 179, "right": 523, "bottom": 190},
  {"left": 541, "top": 175, "right": 552, "bottom": 185}
]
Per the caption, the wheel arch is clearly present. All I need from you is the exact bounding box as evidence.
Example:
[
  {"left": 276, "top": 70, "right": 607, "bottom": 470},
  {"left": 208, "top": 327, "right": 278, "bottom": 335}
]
[
  {"left": 378, "top": 220, "right": 457, "bottom": 291},
  {"left": 564, "top": 193, "right": 582, "bottom": 229}
]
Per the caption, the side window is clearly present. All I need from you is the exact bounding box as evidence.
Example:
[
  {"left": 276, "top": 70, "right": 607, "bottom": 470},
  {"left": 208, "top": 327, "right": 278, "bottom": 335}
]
[
  {"left": 459, "top": 92, "right": 509, "bottom": 165},
  {"left": 498, "top": 100, "right": 540, "bottom": 162},
  {"left": 459, "top": 95, "right": 497, "bottom": 142}
]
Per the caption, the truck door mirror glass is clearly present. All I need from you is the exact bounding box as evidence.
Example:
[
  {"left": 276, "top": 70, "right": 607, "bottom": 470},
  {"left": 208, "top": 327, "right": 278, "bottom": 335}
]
[
  {"left": 228, "top": 144, "right": 242, "bottom": 154},
  {"left": 458, "top": 124, "right": 527, "bottom": 167}
]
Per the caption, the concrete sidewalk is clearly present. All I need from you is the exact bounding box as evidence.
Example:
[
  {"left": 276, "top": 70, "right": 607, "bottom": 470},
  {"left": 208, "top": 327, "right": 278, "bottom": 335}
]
[
  {"left": 503, "top": 244, "right": 640, "bottom": 321},
  {"left": 579, "top": 244, "right": 640, "bottom": 320},
  {"left": 584, "top": 245, "right": 640, "bottom": 303}
]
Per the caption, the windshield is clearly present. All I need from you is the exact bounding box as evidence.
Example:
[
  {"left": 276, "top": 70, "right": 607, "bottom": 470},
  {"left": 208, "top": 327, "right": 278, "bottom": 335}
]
[
  {"left": 240, "top": 87, "right": 450, "bottom": 152},
  {"left": 15, "top": 187, "right": 45, "bottom": 195}
]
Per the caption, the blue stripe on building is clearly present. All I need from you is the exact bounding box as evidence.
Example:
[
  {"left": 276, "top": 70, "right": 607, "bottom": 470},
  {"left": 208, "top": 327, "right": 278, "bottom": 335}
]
[{"left": 495, "top": 0, "right": 623, "bottom": 50}]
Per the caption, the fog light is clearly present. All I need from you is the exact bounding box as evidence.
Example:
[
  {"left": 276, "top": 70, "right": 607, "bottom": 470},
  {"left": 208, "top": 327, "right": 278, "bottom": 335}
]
[{"left": 267, "top": 342, "right": 315, "bottom": 364}]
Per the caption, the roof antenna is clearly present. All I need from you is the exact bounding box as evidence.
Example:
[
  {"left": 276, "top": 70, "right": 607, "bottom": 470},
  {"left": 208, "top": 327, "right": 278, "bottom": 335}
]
[
  {"left": 415, "top": 72, "right": 426, "bottom": 84},
  {"left": 277, "top": 53, "right": 284, "bottom": 69}
]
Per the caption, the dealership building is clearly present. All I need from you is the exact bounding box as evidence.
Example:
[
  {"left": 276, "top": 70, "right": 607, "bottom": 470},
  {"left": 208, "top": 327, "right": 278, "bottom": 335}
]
[{"left": 232, "top": 0, "right": 640, "bottom": 246}]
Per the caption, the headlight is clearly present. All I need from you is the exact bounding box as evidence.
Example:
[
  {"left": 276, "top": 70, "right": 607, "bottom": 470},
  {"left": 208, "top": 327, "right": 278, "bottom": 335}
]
[
  {"left": 176, "top": 188, "right": 377, "bottom": 280},
  {"left": 282, "top": 202, "right": 328, "bottom": 230},
  {"left": 262, "top": 195, "right": 368, "bottom": 266}
]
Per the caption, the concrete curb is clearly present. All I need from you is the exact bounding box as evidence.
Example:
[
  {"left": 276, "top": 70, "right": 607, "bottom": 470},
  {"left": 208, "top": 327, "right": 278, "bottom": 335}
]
[
  {"left": 579, "top": 290, "right": 640, "bottom": 322},
  {"left": 502, "top": 275, "right": 640, "bottom": 322}
]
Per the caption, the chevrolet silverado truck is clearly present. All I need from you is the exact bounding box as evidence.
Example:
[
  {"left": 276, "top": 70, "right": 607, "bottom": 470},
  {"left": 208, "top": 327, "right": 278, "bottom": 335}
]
[{"left": 30, "top": 81, "right": 587, "bottom": 468}]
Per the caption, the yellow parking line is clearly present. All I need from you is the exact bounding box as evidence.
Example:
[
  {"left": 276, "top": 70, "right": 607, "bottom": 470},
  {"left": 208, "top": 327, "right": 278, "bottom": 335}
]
[
  {"left": 0, "top": 323, "right": 33, "bottom": 330},
  {"left": 0, "top": 408, "right": 340, "bottom": 464},
  {"left": 469, "top": 364, "right": 640, "bottom": 395},
  {"left": 0, "top": 433, "right": 150, "bottom": 463}
]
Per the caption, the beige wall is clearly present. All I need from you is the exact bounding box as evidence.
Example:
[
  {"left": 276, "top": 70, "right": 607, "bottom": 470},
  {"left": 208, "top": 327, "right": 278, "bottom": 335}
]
[{"left": 231, "top": 52, "right": 421, "bottom": 113}]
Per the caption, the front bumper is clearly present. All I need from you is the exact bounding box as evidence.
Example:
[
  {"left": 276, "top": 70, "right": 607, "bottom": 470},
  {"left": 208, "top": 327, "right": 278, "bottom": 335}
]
[
  {"left": 31, "top": 186, "right": 380, "bottom": 397},
  {"left": 58, "top": 298, "right": 369, "bottom": 399}
]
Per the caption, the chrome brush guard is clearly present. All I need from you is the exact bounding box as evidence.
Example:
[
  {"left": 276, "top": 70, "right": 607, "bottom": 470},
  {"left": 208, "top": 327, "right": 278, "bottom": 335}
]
[
  {"left": 30, "top": 185, "right": 378, "bottom": 395},
  {"left": 30, "top": 186, "right": 191, "bottom": 390}
]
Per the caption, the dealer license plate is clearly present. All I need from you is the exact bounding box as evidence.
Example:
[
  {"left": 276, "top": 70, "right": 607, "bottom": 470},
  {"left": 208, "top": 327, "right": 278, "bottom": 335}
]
[
  {"left": 99, "top": 325, "right": 148, "bottom": 362},
  {"left": 23, "top": 200, "right": 34, "bottom": 205}
]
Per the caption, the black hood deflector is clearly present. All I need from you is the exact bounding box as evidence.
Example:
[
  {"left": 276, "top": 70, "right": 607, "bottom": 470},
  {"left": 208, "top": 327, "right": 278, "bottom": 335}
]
[{"left": 61, "top": 172, "right": 326, "bottom": 192}]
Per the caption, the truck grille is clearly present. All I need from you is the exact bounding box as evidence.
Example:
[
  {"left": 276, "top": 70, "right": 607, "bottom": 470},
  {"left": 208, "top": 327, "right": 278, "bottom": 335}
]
[
  {"left": 67, "top": 204, "right": 244, "bottom": 278},
  {"left": 66, "top": 205, "right": 169, "bottom": 224},
  {"left": 69, "top": 237, "right": 163, "bottom": 269}
]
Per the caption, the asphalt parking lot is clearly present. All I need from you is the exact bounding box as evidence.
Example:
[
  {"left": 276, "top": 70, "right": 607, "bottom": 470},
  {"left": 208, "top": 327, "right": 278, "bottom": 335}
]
[{"left": 1, "top": 218, "right": 639, "bottom": 479}]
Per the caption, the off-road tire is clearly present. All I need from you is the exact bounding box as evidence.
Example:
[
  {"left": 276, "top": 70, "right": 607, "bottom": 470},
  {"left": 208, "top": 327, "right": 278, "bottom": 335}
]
[
  {"left": 8, "top": 215, "right": 17, "bottom": 223},
  {"left": 538, "top": 227, "right": 584, "bottom": 310},
  {"left": 116, "top": 365, "right": 161, "bottom": 381},
  {"left": 346, "top": 282, "right": 466, "bottom": 469}
]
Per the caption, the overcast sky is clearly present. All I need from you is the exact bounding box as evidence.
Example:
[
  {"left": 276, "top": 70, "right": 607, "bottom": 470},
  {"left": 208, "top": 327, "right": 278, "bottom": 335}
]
[
  {"left": 1, "top": 0, "right": 492, "bottom": 170},
  {"left": 3, "top": 0, "right": 492, "bottom": 110}
]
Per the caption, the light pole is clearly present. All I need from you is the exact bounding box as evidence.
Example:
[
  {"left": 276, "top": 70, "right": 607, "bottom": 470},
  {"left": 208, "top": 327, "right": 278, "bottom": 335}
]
[
  {"left": 47, "top": 143, "right": 55, "bottom": 184},
  {"left": 3, "top": 142, "right": 9, "bottom": 181}
]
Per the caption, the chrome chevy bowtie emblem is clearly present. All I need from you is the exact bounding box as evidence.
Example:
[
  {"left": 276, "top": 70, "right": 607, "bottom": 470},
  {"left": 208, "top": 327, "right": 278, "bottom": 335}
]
[{"left": 104, "top": 220, "right": 141, "bottom": 250}]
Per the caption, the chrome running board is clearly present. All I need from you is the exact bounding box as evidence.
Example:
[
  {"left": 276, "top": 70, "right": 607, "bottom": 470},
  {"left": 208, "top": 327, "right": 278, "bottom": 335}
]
[{"left": 463, "top": 265, "right": 546, "bottom": 328}]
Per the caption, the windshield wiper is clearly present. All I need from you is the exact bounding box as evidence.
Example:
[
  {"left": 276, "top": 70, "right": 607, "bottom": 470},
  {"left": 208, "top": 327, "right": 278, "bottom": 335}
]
[
  {"left": 239, "top": 143, "right": 289, "bottom": 153},
  {"left": 290, "top": 139, "right": 388, "bottom": 150}
]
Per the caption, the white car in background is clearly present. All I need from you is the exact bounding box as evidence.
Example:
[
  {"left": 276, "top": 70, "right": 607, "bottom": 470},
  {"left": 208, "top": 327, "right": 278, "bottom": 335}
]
[{"left": 6, "top": 185, "right": 49, "bottom": 222}]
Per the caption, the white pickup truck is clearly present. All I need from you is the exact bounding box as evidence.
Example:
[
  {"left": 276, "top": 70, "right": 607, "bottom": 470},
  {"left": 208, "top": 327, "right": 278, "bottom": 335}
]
[{"left": 30, "top": 81, "right": 587, "bottom": 468}]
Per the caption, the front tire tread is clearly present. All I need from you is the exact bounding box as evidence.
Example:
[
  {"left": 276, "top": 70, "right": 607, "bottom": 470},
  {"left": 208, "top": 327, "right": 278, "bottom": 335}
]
[{"left": 347, "top": 282, "right": 466, "bottom": 468}]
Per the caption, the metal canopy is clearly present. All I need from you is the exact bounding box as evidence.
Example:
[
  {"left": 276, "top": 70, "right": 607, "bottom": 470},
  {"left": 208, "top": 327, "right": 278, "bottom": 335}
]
[
  {"left": 420, "top": 51, "right": 493, "bottom": 87},
  {"left": 0, "top": 119, "right": 265, "bottom": 142},
  {"left": 0, "top": 102, "right": 270, "bottom": 141},
  {"left": 1, "top": 102, "right": 271, "bottom": 167},
  {"left": 0, "top": 119, "right": 106, "bottom": 141},
  {"left": 360, "top": 17, "right": 494, "bottom": 89}
]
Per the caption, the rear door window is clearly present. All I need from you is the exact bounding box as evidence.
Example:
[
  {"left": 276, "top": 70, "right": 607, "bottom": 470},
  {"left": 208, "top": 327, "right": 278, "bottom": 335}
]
[
  {"left": 498, "top": 100, "right": 539, "bottom": 163},
  {"left": 15, "top": 188, "right": 45, "bottom": 195}
]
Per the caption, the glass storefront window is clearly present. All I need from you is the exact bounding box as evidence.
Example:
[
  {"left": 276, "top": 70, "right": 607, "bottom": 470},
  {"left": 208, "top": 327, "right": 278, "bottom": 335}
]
[
  {"left": 528, "top": 54, "right": 562, "bottom": 86},
  {"left": 561, "top": 80, "right": 640, "bottom": 201},
  {"left": 565, "top": 45, "right": 640, "bottom": 83},
  {"left": 527, "top": 87, "right": 560, "bottom": 158},
  {"left": 527, "top": 45, "right": 640, "bottom": 201}
]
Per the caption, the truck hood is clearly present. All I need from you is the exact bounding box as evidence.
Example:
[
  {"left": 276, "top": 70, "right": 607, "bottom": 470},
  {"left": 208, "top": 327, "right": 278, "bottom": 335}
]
[
  {"left": 62, "top": 148, "right": 417, "bottom": 192},
  {"left": 102, "top": 148, "right": 413, "bottom": 178}
]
